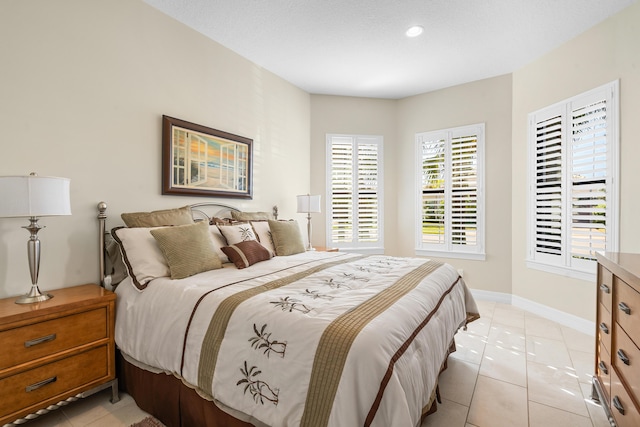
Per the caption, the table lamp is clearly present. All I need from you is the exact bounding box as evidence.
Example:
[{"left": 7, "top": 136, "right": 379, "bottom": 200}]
[
  {"left": 0, "top": 173, "right": 71, "bottom": 304},
  {"left": 296, "top": 194, "right": 321, "bottom": 251}
]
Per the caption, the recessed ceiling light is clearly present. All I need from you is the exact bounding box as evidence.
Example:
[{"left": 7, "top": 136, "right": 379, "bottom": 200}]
[{"left": 406, "top": 25, "right": 424, "bottom": 38}]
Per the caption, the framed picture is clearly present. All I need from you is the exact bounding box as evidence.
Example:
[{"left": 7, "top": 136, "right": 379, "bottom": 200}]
[{"left": 162, "top": 115, "right": 253, "bottom": 199}]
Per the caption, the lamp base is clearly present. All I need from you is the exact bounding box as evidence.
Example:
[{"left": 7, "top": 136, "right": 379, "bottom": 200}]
[{"left": 15, "top": 285, "right": 53, "bottom": 304}]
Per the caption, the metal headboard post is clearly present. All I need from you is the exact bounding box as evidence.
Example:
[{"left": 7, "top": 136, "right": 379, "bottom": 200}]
[{"left": 97, "top": 201, "right": 111, "bottom": 288}]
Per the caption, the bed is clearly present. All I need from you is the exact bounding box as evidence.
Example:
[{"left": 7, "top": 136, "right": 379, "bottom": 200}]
[{"left": 98, "top": 202, "right": 479, "bottom": 427}]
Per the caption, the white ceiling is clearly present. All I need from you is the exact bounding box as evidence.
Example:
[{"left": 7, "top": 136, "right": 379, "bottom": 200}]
[{"left": 143, "top": 0, "right": 635, "bottom": 99}]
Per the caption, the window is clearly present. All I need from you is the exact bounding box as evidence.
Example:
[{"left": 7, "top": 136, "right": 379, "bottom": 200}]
[
  {"left": 326, "top": 134, "right": 383, "bottom": 252},
  {"left": 527, "top": 81, "right": 619, "bottom": 280},
  {"left": 415, "top": 124, "right": 485, "bottom": 260}
]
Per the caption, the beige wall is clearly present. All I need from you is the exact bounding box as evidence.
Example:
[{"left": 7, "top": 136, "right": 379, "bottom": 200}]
[
  {"left": 396, "top": 75, "right": 513, "bottom": 295},
  {"left": 511, "top": 2, "right": 640, "bottom": 321},
  {"left": 0, "top": 0, "right": 310, "bottom": 299},
  {"left": 310, "top": 95, "right": 397, "bottom": 251}
]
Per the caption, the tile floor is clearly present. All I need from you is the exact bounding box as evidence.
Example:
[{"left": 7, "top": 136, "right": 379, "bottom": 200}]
[{"left": 13, "top": 301, "right": 610, "bottom": 427}]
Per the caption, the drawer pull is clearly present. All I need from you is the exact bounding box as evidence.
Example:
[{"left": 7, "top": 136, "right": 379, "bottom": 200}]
[
  {"left": 613, "top": 396, "right": 625, "bottom": 415},
  {"left": 599, "top": 323, "right": 609, "bottom": 334},
  {"left": 24, "top": 333, "right": 56, "bottom": 348},
  {"left": 600, "top": 284, "right": 610, "bottom": 294},
  {"left": 598, "top": 361, "right": 608, "bottom": 374},
  {"left": 618, "top": 302, "right": 631, "bottom": 315},
  {"left": 25, "top": 376, "right": 57, "bottom": 392},
  {"left": 617, "top": 349, "right": 630, "bottom": 365}
]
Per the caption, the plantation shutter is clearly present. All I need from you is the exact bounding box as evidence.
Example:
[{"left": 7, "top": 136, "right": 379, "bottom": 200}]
[
  {"left": 327, "top": 135, "right": 383, "bottom": 250},
  {"left": 416, "top": 124, "right": 484, "bottom": 259},
  {"left": 527, "top": 80, "right": 618, "bottom": 279}
]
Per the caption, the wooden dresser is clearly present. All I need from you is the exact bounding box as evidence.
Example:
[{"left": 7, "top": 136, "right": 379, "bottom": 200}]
[
  {"left": 0, "top": 284, "right": 118, "bottom": 425},
  {"left": 593, "top": 252, "right": 640, "bottom": 427}
]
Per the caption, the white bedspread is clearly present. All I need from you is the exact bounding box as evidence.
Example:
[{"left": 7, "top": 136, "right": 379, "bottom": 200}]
[{"left": 115, "top": 251, "right": 476, "bottom": 427}]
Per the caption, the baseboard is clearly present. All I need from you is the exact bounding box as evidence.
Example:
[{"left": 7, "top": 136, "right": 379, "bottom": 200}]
[{"left": 470, "top": 289, "right": 595, "bottom": 336}]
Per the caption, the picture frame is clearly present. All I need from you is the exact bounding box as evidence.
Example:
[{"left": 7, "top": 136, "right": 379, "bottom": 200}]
[{"left": 162, "top": 115, "right": 253, "bottom": 199}]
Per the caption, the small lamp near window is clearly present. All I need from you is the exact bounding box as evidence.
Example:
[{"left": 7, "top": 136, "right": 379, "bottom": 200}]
[
  {"left": 296, "top": 194, "right": 321, "bottom": 251},
  {"left": 0, "top": 173, "right": 71, "bottom": 304}
]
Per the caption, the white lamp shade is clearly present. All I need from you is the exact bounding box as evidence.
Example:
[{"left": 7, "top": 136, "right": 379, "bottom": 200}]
[
  {"left": 296, "top": 194, "right": 321, "bottom": 213},
  {"left": 0, "top": 175, "right": 71, "bottom": 217}
]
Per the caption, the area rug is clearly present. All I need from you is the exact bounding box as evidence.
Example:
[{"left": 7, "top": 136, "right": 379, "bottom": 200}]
[{"left": 129, "top": 416, "right": 165, "bottom": 427}]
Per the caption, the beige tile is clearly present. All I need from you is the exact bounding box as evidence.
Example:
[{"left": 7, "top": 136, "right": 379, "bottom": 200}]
[
  {"left": 528, "top": 401, "right": 593, "bottom": 427},
  {"left": 438, "top": 357, "right": 480, "bottom": 406},
  {"left": 578, "top": 382, "right": 614, "bottom": 427},
  {"left": 525, "top": 316, "right": 564, "bottom": 341},
  {"left": 467, "top": 375, "right": 528, "bottom": 427},
  {"left": 450, "top": 330, "right": 487, "bottom": 365},
  {"left": 561, "top": 326, "right": 595, "bottom": 353},
  {"left": 487, "top": 323, "right": 526, "bottom": 352},
  {"left": 474, "top": 300, "right": 496, "bottom": 319},
  {"left": 421, "top": 398, "right": 469, "bottom": 427},
  {"left": 527, "top": 361, "right": 589, "bottom": 417},
  {"left": 479, "top": 344, "right": 527, "bottom": 387},
  {"left": 569, "top": 349, "right": 596, "bottom": 385},
  {"left": 83, "top": 402, "right": 151, "bottom": 427},
  {"left": 62, "top": 389, "right": 138, "bottom": 426},
  {"left": 492, "top": 306, "right": 525, "bottom": 329},
  {"left": 465, "top": 315, "right": 491, "bottom": 338},
  {"left": 7, "top": 410, "right": 73, "bottom": 427},
  {"left": 526, "top": 335, "right": 573, "bottom": 368}
]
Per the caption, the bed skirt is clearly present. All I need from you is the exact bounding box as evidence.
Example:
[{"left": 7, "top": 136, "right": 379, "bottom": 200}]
[{"left": 116, "top": 340, "right": 456, "bottom": 427}]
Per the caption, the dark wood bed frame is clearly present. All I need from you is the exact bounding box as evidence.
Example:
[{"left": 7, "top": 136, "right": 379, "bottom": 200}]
[{"left": 97, "top": 201, "right": 446, "bottom": 427}]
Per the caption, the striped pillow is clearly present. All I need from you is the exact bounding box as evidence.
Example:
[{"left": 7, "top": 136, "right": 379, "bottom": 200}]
[{"left": 221, "top": 240, "right": 272, "bottom": 269}]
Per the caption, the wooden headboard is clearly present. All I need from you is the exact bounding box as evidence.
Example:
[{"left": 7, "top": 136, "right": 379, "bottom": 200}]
[{"left": 96, "top": 201, "right": 277, "bottom": 288}]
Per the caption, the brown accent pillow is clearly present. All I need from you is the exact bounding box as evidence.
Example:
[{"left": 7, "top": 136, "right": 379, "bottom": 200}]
[
  {"left": 221, "top": 240, "right": 272, "bottom": 269},
  {"left": 268, "top": 219, "right": 305, "bottom": 256},
  {"left": 122, "top": 206, "right": 194, "bottom": 228},
  {"left": 150, "top": 221, "right": 222, "bottom": 279}
]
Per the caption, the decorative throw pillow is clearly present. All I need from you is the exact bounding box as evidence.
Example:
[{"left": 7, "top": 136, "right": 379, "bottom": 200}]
[
  {"left": 230, "top": 211, "right": 273, "bottom": 221},
  {"left": 112, "top": 226, "right": 171, "bottom": 291},
  {"left": 221, "top": 240, "right": 272, "bottom": 269},
  {"left": 121, "top": 206, "right": 194, "bottom": 228},
  {"left": 209, "top": 225, "right": 231, "bottom": 263},
  {"left": 268, "top": 220, "right": 305, "bottom": 256},
  {"left": 218, "top": 223, "right": 257, "bottom": 245},
  {"left": 150, "top": 221, "right": 222, "bottom": 279},
  {"left": 250, "top": 220, "right": 276, "bottom": 256}
]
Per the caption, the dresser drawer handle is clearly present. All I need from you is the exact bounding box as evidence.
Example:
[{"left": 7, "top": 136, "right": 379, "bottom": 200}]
[
  {"left": 618, "top": 302, "right": 631, "bottom": 315},
  {"left": 617, "top": 349, "right": 630, "bottom": 365},
  {"left": 613, "top": 396, "right": 625, "bottom": 415},
  {"left": 598, "top": 361, "right": 608, "bottom": 374},
  {"left": 600, "top": 284, "right": 610, "bottom": 294},
  {"left": 599, "top": 323, "right": 609, "bottom": 334},
  {"left": 25, "top": 376, "right": 57, "bottom": 392},
  {"left": 24, "top": 333, "right": 56, "bottom": 348}
]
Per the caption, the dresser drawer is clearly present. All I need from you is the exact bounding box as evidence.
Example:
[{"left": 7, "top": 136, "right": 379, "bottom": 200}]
[
  {"left": 0, "top": 308, "right": 107, "bottom": 371},
  {"left": 0, "top": 346, "right": 107, "bottom": 419},
  {"left": 599, "top": 265, "right": 614, "bottom": 312},
  {"left": 615, "top": 278, "right": 640, "bottom": 341},
  {"left": 598, "top": 303, "right": 612, "bottom": 355},
  {"left": 614, "top": 326, "right": 640, "bottom": 404},
  {"left": 611, "top": 368, "right": 640, "bottom": 427},
  {"left": 596, "top": 344, "right": 611, "bottom": 402}
]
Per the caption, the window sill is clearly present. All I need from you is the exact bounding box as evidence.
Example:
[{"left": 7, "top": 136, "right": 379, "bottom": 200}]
[
  {"left": 526, "top": 260, "right": 595, "bottom": 282},
  {"left": 414, "top": 249, "right": 486, "bottom": 261},
  {"left": 335, "top": 247, "right": 385, "bottom": 255}
]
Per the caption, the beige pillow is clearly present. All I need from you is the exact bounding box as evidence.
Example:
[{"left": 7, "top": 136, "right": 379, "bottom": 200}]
[
  {"left": 218, "top": 223, "right": 257, "bottom": 245},
  {"left": 150, "top": 221, "right": 222, "bottom": 279},
  {"left": 112, "top": 226, "right": 171, "bottom": 291},
  {"left": 209, "top": 225, "right": 231, "bottom": 263},
  {"left": 268, "top": 220, "right": 305, "bottom": 256},
  {"left": 122, "top": 206, "right": 194, "bottom": 228},
  {"left": 231, "top": 211, "right": 273, "bottom": 221},
  {"left": 250, "top": 220, "right": 276, "bottom": 256}
]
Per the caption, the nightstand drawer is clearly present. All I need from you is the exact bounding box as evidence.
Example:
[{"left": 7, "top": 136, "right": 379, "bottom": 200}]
[
  {"left": 614, "top": 326, "right": 640, "bottom": 404},
  {"left": 611, "top": 368, "right": 640, "bottom": 427},
  {"left": 0, "top": 345, "right": 107, "bottom": 419},
  {"left": 0, "top": 308, "right": 107, "bottom": 370},
  {"left": 598, "top": 302, "right": 612, "bottom": 355},
  {"left": 615, "top": 277, "right": 640, "bottom": 342},
  {"left": 599, "top": 265, "right": 613, "bottom": 312},
  {"left": 596, "top": 344, "right": 611, "bottom": 402}
]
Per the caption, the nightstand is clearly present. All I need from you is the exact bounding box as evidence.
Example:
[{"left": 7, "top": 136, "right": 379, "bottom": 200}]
[
  {"left": 313, "top": 246, "right": 339, "bottom": 252},
  {"left": 0, "top": 284, "right": 118, "bottom": 425}
]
